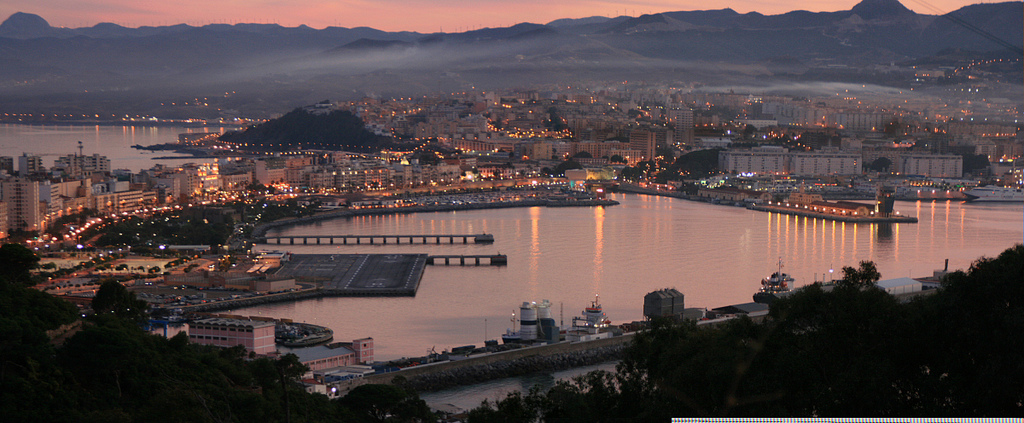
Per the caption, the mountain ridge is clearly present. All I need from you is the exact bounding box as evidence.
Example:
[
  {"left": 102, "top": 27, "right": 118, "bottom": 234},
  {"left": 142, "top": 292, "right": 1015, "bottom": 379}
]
[{"left": 0, "top": 1, "right": 1020, "bottom": 116}]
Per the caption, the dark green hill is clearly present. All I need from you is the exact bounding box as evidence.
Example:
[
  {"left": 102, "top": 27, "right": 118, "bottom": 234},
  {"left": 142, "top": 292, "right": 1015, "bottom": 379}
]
[{"left": 220, "top": 108, "right": 384, "bottom": 152}]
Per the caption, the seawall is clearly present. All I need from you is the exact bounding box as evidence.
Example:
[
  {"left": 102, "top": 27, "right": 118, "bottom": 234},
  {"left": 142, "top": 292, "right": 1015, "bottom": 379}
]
[{"left": 347, "top": 333, "right": 634, "bottom": 393}]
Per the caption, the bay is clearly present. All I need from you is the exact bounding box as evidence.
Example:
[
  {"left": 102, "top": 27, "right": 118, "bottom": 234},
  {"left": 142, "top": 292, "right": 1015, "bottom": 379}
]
[
  {"left": 0, "top": 123, "right": 231, "bottom": 172},
  {"left": 236, "top": 194, "right": 1022, "bottom": 360}
]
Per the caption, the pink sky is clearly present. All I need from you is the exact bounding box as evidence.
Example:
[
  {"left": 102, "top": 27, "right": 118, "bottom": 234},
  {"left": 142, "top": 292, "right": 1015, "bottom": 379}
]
[{"left": 3, "top": 0, "right": 987, "bottom": 33}]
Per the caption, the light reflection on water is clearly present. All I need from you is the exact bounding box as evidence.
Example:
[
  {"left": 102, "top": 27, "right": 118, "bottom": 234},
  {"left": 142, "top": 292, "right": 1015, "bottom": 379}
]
[{"left": 236, "top": 194, "right": 1021, "bottom": 360}]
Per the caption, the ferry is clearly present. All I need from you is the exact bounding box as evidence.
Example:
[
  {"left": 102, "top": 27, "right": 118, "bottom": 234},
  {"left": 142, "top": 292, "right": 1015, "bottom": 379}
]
[{"left": 963, "top": 186, "right": 1024, "bottom": 202}]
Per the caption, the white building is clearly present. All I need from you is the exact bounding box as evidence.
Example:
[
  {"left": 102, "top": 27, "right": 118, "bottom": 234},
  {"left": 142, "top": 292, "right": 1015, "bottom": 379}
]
[
  {"left": 899, "top": 154, "right": 963, "bottom": 178},
  {"left": 719, "top": 147, "right": 789, "bottom": 175},
  {"left": 789, "top": 152, "right": 860, "bottom": 176}
]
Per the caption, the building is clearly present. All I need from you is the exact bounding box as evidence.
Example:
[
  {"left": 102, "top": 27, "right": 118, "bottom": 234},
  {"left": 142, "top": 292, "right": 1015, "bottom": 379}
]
[
  {"left": 788, "top": 152, "right": 860, "bottom": 176},
  {"left": 291, "top": 338, "right": 374, "bottom": 372},
  {"left": 17, "top": 154, "right": 44, "bottom": 176},
  {"left": 188, "top": 317, "right": 276, "bottom": 354},
  {"left": 899, "top": 154, "right": 963, "bottom": 178},
  {"left": 696, "top": 187, "right": 771, "bottom": 203},
  {"left": 876, "top": 277, "right": 923, "bottom": 295},
  {"left": 719, "top": 147, "right": 789, "bottom": 175},
  {"left": 644, "top": 288, "right": 685, "bottom": 320},
  {"left": 629, "top": 129, "right": 657, "bottom": 161},
  {"left": 2, "top": 179, "right": 45, "bottom": 232}
]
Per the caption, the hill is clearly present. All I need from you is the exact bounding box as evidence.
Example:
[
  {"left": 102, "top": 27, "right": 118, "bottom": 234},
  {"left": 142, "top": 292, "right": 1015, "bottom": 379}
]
[{"left": 219, "top": 108, "right": 383, "bottom": 151}]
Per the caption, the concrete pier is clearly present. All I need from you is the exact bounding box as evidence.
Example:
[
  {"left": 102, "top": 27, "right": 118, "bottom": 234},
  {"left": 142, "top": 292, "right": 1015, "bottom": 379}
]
[
  {"left": 426, "top": 254, "right": 508, "bottom": 266},
  {"left": 261, "top": 234, "right": 495, "bottom": 245}
]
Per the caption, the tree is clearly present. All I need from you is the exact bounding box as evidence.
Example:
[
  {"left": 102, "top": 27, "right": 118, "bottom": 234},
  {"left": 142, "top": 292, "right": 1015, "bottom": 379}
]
[
  {"left": 572, "top": 151, "right": 593, "bottom": 159},
  {"left": 868, "top": 157, "right": 892, "bottom": 173},
  {"left": 609, "top": 154, "right": 626, "bottom": 164},
  {"left": 92, "top": 280, "right": 149, "bottom": 323},
  {"left": 340, "top": 383, "right": 435, "bottom": 422},
  {"left": 0, "top": 243, "right": 40, "bottom": 286},
  {"left": 961, "top": 153, "right": 991, "bottom": 175},
  {"left": 837, "top": 261, "right": 881, "bottom": 289}
]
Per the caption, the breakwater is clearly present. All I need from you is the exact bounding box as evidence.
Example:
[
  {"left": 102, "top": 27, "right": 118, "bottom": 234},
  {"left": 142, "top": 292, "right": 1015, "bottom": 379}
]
[
  {"left": 352, "top": 334, "right": 634, "bottom": 393},
  {"left": 252, "top": 198, "right": 619, "bottom": 238},
  {"left": 175, "top": 286, "right": 430, "bottom": 312}
]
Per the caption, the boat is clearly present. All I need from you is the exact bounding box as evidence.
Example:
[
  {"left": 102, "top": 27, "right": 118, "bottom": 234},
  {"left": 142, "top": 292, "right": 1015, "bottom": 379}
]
[
  {"left": 963, "top": 186, "right": 1024, "bottom": 202},
  {"left": 753, "top": 258, "right": 795, "bottom": 304},
  {"left": 572, "top": 295, "right": 611, "bottom": 333},
  {"left": 565, "top": 295, "right": 614, "bottom": 342},
  {"left": 501, "top": 310, "right": 522, "bottom": 344}
]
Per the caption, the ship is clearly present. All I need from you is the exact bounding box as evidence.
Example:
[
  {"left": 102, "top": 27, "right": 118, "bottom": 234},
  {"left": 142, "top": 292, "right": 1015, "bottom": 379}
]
[
  {"left": 753, "top": 258, "right": 795, "bottom": 304},
  {"left": 963, "top": 186, "right": 1024, "bottom": 202},
  {"left": 572, "top": 295, "right": 611, "bottom": 332},
  {"left": 565, "top": 295, "right": 614, "bottom": 342}
]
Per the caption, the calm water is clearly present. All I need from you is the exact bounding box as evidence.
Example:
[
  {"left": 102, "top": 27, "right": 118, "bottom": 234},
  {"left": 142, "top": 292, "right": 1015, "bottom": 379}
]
[
  {"left": 0, "top": 124, "right": 230, "bottom": 172},
  {"left": 418, "top": 361, "right": 619, "bottom": 410},
  {"left": 238, "top": 194, "right": 1023, "bottom": 360}
]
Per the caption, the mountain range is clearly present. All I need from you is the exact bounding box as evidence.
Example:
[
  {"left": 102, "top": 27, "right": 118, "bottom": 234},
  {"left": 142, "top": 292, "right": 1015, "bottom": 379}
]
[{"left": 0, "top": 0, "right": 1020, "bottom": 117}]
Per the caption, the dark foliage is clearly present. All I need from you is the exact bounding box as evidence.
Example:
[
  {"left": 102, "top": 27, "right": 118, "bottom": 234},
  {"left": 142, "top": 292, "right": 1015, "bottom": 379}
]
[
  {"left": 220, "top": 108, "right": 383, "bottom": 152},
  {"left": 469, "top": 245, "right": 1024, "bottom": 418}
]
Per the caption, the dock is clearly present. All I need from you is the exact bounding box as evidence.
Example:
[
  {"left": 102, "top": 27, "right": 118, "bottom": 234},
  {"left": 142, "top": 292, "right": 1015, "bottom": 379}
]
[
  {"left": 274, "top": 254, "right": 428, "bottom": 296},
  {"left": 426, "top": 254, "right": 507, "bottom": 266},
  {"left": 261, "top": 234, "right": 494, "bottom": 245}
]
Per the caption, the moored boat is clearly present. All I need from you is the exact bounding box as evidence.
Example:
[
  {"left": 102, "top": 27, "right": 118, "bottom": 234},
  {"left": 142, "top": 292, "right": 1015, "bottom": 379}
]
[
  {"left": 963, "top": 186, "right": 1024, "bottom": 202},
  {"left": 753, "top": 258, "right": 795, "bottom": 304}
]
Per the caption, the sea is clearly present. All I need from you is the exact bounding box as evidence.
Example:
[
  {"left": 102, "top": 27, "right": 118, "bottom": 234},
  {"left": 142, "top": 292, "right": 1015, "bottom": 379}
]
[{"left": 0, "top": 123, "right": 232, "bottom": 172}]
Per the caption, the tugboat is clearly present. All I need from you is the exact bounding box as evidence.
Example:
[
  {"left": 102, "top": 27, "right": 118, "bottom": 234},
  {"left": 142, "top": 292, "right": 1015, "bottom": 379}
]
[{"left": 753, "top": 258, "right": 795, "bottom": 304}]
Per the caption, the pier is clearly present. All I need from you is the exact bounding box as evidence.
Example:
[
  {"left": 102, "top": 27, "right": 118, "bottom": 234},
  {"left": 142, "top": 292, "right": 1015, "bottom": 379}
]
[
  {"left": 427, "top": 254, "right": 507, "bottom": 266},
  {"left": 261, "top": 234, "right": 494, "bottom": 245}
]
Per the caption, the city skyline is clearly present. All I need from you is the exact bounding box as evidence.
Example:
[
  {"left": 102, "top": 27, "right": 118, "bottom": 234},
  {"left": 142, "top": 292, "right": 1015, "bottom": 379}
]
[{"left": 4, "top": 0, "right": 988, "bottom": 33}]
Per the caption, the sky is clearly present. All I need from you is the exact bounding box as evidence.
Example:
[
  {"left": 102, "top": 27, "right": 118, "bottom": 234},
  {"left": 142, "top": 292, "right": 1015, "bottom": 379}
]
[{"left": 2, "top": 0, "right": 989, "bottom": 33}]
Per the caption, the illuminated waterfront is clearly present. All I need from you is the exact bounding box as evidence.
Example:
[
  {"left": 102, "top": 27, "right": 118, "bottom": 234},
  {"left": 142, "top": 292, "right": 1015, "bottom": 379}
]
[{"left": 237, "top": 194, "right": 1022, "bottom": 360}]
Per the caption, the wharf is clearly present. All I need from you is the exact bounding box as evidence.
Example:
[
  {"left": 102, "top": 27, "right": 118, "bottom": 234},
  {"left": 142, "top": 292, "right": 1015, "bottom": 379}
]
[
  {"left": 426, "top": 254, "right": 507, "bottom": 266},
  {"left": 261, "top": 233, "right": 494, "bottom": 245},
  {"left": 277, "top": 254, "right": 428, "bottom": 296},
  {"left": 749, "top": 204, "right": 918, "bottom": 223}
]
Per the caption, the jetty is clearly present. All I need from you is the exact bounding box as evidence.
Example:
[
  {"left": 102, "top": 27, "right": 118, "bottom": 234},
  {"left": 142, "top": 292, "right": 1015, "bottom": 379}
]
[
  {"left": 426, "top": 254, "right": 507, "bottom": 266},
  {"left": 261, "top": 234, "right": 494, "bottom": 245}
]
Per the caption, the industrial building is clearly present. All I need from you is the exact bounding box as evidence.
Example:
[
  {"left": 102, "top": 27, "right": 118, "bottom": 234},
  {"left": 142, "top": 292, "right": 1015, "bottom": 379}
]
[{"left": 188, "top": 317, "right": 276, "bottom": 354}]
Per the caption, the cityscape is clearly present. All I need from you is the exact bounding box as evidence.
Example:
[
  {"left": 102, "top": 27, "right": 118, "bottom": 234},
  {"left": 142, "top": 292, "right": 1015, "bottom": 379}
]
[{"left": 0, "top": 0, "right": 1021, "bottom": 420}]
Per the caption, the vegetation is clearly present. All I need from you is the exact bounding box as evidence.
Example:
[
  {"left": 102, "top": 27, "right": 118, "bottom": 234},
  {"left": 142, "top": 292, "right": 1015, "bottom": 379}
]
[
  {"left": 220, "top": 108, "right": 383, "bottom": 152},
  {"left": 0, "top": 246, "right": 437, "bottom": 423},
  {"left": 467, "top": 244, "right": 1024, "bottom": 419},
  {"left": 91, "top": 211, "right": 233, "bottom": 249}
]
